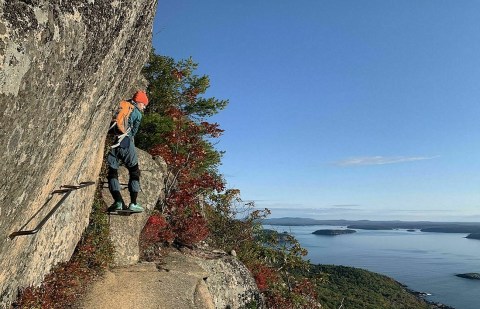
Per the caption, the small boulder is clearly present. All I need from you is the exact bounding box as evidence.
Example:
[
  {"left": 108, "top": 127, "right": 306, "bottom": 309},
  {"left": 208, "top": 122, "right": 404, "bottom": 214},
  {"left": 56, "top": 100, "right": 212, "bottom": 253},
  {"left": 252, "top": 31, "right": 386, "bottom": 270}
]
[
  {"left": 455, "top": 273, "right": 480, "bottom": 280},
  {"left": 193, "top": 254, "right": 265, "bottom": 308}
]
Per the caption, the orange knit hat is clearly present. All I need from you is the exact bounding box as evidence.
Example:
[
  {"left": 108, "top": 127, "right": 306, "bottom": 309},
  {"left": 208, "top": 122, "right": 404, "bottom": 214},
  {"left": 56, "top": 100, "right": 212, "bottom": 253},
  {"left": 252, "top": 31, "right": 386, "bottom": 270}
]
[{"left": 133, "top": 90, "right": 149, "bottom": 105}]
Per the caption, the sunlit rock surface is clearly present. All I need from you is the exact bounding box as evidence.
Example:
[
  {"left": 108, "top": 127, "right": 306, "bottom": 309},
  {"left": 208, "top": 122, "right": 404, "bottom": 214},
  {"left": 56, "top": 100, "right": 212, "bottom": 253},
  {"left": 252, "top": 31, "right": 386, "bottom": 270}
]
[{"left": 0, "top": 0, "right": 157, "bottom": 305}]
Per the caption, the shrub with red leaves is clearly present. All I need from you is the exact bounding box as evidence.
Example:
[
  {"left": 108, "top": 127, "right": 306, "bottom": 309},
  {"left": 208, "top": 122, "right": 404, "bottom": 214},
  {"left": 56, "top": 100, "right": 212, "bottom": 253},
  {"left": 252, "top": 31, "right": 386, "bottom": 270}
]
[
  {"left": 264, "top": 278, "right": 321, "bottom": 309},
  {"left": 142, "top": 214, "right": 168, "bottom": 244},
  {"left": 250, "top": 263, "right": 279, "bottom": 291},
  {"left": 145, "top": 107, "right": 225, "bottom": 246},
  {"left": 293, "top": 278, "right": 318, "bottom": 298},
  {"left": 171, "top": 211, "right": 209, "bottom": 245},
  {"left": 140, "top": 213, "right": 175, "bottom": 260},
  {"left": 265, "top": 292, "right": 295, "bottom": 309}
]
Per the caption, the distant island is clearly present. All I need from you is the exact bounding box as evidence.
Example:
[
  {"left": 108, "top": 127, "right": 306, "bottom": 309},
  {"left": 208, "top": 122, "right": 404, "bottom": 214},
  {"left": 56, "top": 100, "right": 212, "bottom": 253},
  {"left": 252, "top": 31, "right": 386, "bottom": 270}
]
[
  {"left": 465, "top": 233, "right": 480, "bottom": 240},
  {"left": 263, "top": 217, "right": 480, "bottom": 234},
  {"left": 312, "top": 229, "right": 356, "bottom": 236},
  {"left": 455, "top": 273, "right": 480, "bottom": 280},
  {"left": 258, "top": 229, "right": 292, "bottom": 242}
]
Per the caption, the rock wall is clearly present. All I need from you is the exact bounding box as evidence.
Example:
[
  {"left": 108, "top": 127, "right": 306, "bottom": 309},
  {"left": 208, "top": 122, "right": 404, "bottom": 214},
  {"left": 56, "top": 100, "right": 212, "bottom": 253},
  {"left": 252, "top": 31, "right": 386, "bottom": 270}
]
[
  {"left": 0, "top": 0, "right": 157, "bottom": 306},
  {"left": 101, "top": 148, "right": 166, "bottom": 266}
]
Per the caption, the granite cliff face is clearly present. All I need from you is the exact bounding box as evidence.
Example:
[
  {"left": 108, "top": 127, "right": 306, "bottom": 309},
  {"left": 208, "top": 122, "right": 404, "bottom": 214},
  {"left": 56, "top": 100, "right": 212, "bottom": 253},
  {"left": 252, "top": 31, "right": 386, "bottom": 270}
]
[{"left": 0, "top": 0, "right": 157, "bottom": 306}]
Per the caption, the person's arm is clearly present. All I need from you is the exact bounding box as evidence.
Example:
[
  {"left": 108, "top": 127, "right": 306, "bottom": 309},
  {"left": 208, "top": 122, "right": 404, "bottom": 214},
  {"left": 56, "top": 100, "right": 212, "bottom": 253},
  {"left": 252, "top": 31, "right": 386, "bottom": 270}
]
[{"left": 130, "top": 110, "right": 142, "bottom": 137}]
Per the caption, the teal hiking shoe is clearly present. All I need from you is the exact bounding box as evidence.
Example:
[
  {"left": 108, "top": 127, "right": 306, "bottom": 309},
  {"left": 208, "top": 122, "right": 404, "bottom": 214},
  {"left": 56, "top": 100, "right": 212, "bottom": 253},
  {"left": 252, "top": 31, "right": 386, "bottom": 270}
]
[
  {"left": 107, "top": 201, "right": 124, "bottom": 212},
  {"left": 128, "top": 203, "right": 144, "bottom": 213}
]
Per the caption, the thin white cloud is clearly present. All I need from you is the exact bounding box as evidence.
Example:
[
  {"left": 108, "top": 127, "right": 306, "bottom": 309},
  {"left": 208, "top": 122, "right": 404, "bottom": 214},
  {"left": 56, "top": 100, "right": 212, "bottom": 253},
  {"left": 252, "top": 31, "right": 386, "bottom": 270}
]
[{"left": 335, "top": 155, "right": 439, "bottom": 167}]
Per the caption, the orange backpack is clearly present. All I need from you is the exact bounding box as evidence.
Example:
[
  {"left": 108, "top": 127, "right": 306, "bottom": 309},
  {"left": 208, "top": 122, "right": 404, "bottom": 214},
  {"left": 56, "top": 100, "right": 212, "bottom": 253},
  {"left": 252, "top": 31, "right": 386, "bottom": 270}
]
[
  {"left": 108, "top": 100, "right": 134, "bottom": 148},
  {"left": 110, "top": 100, "right": 134, "bottom": 134}
]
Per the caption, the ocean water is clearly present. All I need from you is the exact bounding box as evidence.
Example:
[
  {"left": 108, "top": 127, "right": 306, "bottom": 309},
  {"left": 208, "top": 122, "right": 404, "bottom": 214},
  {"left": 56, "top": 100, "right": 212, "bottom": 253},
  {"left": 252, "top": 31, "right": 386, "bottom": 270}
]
[{"left": 264, "top": 225, "right": 480, "bottom": 309}]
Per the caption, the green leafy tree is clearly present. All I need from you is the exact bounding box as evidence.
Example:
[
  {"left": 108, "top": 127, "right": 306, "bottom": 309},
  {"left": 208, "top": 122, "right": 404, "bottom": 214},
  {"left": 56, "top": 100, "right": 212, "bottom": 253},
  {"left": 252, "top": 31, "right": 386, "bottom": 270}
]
[
  {"left": 137, "top": 51, "right": 228, "bottom": 245},
  {"left": 140, "top": 52, "right": 228, "bottom": 117},
  {"left": 137, "top": 51, "right": 226, "bottom": 177}
]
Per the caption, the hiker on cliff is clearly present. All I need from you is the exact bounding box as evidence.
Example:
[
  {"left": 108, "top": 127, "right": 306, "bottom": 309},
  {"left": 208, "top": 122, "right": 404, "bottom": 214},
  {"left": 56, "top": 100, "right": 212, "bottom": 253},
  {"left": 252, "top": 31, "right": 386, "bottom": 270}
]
[{"left": 106, "top": 90, "right": 149, "bottom": 213}]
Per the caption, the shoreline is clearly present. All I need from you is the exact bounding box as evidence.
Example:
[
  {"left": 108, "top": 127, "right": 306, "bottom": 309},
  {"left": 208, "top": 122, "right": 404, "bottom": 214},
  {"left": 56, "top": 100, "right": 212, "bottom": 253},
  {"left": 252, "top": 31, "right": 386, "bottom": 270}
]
[
  {"left": 405, "top": 287, "right": 455, "bottom": 309},
  {"left": 310, "top": 261, "right": 456, "bottom": 309}
]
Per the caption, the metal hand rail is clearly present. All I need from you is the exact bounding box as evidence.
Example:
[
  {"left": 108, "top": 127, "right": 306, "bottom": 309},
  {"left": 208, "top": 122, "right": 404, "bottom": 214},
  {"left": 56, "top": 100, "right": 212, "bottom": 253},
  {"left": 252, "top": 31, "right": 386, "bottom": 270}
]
[{"left": 9, "top": 181, "right": 95, "bottom": 239}]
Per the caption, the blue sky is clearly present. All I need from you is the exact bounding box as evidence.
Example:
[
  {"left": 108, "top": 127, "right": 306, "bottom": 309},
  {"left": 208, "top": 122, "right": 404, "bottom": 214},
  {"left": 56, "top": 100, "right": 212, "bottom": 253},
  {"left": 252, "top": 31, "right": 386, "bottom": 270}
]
[{"left": 153, "top": 1, "right": 480, "bottom": 221}]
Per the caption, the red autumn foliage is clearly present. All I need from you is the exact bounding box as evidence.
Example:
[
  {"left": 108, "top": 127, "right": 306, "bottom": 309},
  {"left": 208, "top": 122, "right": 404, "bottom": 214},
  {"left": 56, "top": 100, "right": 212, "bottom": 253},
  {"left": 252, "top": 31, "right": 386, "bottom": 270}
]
[
  {"left": 171, "top": 211, "right": 209, "bottom": 245},
  {"left": 15, "top": 261, "right": 89, "bottom": 309},
  {"left": 265, "top": 292, "right": 296, "bottom": 309},
  {"left": 293, "top": 278, "right": 318, "bottom": 299},
  {"left": 185, "top": 88, "right": 200, "bottom": 103},
  {"left": 264, "top": 278, "right": 320, "bottom": 309},
  {"left": 147, "top": 107, "right": 225, "bottom": 246},
  {"left": 141, "top": 214, "right": 175, "bottom": 245},
  {"left": 150, "top": 109, "right": 223, "bottom": 172},
  {"left": 249, "top": 263, "right": 279, "bottom": 291}
]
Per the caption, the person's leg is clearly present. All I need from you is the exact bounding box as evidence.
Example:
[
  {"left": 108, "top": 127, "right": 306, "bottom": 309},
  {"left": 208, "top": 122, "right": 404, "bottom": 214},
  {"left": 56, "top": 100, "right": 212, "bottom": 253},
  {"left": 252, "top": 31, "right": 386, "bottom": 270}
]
[
  {"left": 127, "top": 164, "right": 140, "bottom": 203},
  {"left": 107, "top": 148, "right": 124, "bottom": 210},
  {"left": 122, "top": 140, "right": 143, "bottom": 212}
]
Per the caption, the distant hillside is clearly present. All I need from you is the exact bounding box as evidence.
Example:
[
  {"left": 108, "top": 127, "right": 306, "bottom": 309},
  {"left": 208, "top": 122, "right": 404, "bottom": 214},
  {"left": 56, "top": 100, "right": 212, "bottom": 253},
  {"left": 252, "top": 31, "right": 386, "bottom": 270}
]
[
  {"left": 262, "top": 217, "right": 350, "bottom": 226},
  {"left": 263, "top": 217, "right": 480, "bottom": 233},
  {"left": 421, "top": 226, "right": 480, "bottom": 233}
]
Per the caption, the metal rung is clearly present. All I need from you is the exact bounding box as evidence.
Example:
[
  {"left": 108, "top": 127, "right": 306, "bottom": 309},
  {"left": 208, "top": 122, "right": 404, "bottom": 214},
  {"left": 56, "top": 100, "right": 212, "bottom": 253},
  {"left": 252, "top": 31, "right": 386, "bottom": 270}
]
[
  {"left": 9, "top": 181, "right": 96, "bottom": 239},
  {"left": 61, "top": 185, "right": 82, "bottom": 189},
  {"left": 52, "top": 189, "right": 72, "bottom": 194}
]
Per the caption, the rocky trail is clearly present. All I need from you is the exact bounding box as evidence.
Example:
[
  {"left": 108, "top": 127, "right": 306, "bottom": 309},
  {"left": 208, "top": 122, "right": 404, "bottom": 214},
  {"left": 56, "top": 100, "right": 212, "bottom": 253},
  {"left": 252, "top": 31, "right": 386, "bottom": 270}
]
[
  {"left": 78, "top": 251, "right": 213, "bottom": 309},
  {"left": 77, "top": 249, "right": 263, "bottom": 309}
]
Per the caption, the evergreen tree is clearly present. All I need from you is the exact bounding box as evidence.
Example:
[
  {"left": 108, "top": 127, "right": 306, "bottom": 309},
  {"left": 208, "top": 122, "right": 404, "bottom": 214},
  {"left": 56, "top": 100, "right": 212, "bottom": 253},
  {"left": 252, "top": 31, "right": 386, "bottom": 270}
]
[{"left": 137, "top": 51, "right": 227, "bottom": 245}]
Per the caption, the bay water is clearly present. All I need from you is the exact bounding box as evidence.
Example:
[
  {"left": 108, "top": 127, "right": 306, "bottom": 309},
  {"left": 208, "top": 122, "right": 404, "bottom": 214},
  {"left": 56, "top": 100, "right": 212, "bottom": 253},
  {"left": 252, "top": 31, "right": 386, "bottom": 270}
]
[{"left": 264, "top": 225, "right": 480, "bottom": 309}]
